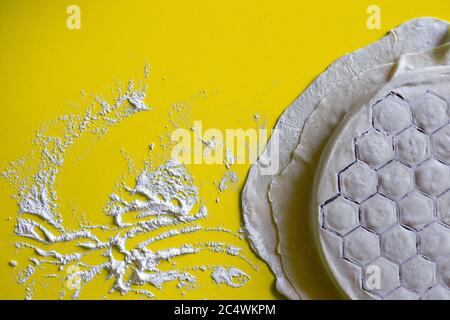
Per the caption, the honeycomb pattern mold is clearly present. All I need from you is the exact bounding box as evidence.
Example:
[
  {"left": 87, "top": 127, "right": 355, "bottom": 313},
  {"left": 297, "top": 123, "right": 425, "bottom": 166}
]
[{"left": 320, "top": 91, "right": 450, "bottom": 300}]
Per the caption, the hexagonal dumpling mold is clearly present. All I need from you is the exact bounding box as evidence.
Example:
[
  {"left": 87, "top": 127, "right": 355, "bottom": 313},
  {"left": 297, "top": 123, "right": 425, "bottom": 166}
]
[{"left": 316, "top": 90, "right": 450, "bottom": 300}]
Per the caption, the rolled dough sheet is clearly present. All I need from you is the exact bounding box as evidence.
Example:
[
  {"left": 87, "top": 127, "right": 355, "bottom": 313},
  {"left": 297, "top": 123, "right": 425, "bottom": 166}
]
[
  {"left": 242, "top": 18, "right": 449, "bottom": 299},
  {"left": 313, "top": 66, "right": 450, "bottom": 299},
  {"left": 270, "top": 44, "right": 450, "bottom": 299}
]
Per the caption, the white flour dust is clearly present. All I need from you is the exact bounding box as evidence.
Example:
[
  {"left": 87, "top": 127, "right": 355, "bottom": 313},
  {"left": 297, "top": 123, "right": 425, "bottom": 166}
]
[
  {"left": 218, "top": 171, "right": 238, "bottom": 192},
  {"left": 2, "top": 67, "right": 254, "bottom": 299},
  {"left": 211, "top": 267, "right": 249, "bottom": 288},
  {"left": 216, "top": 150, "right": 238, "bottom": 194}
]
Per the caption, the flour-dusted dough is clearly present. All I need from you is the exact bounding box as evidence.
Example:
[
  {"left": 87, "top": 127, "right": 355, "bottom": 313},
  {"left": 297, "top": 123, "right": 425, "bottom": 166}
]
[
  {"left": 313, "top": 67, "right": 450, "bottom": 299},
  {"left": 242, "top": 18, "right": 450, "bottom": 299}
]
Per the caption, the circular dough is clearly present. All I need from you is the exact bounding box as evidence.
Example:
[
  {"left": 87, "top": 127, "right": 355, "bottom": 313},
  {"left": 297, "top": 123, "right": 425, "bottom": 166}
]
[{"left": 313, "top": 68, "right": 450, "bottom": 300}]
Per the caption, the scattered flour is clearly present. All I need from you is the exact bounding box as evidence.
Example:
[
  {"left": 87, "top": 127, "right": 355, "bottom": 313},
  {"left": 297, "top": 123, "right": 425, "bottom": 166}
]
[
  {"left": 211, "top": 267, "right": 249, "bottom": 288},
  {"left": 9, "top": 260, "right": 18, "bottom": 268},
  {"left": 224, "top": 150, "right": 235, "bottom": 169},
  {"left": 218, "top": 171, "right": 238, "bottom": 192},
  {"left": 2, "top": 69, "right": 254, "bottom": 299},
  {"left": 217, "top": 150, "right": 238, "bottom": 192}
]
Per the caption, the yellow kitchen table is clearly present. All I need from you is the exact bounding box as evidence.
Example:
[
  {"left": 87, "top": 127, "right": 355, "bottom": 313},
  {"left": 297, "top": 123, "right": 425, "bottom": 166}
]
[{"left": 0, "top": 0, "right": 448, "bottom": 300}]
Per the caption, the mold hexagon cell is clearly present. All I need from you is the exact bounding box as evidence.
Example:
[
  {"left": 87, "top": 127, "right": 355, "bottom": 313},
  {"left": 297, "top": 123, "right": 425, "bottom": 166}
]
[
  {"left": 344, "top": 227, "right": 380, "bottom": 265},
  {"left": 437, "top": 191, "right": 450, "bottom": 227},
  {"left": 356, "top": 131, "right": 393, "bottom": 169},
  {"left": 381, "top": 225, "right": 417, "bottom": 264},
  {"left": 411, "top": 93, "right": 448, "bottom": 133},
  {"left": 415, "top": 159, "right": 450, "bottom": 197},
  {"left": 431, "top": 125, "right": 450, "bottom": 164},
  {"left": 339, "top": 162, "right": 377, "bottom": 203},
  {"left": 363, "top": 257, "right": 400, "bottom": 296},
  {"left": 384, "top": 287, "right": 419, "bottom": 300},
  {"left": 419, "top": 222, "right": 450, "bottom": 261},
  {"left": 373, "top": 95, "right": 411, "bottom": 135},
  {"left": 401, "top": 256, "right": 436, "bottom": 294},
  {"left": 399, "top": 192, "right": 434, "bottom": 231},
  {"left": 421, "top": 286, "right": 450, "bottom": 300},
  {"left": 360, "top": 195, "right": 397, "bottom": 233},
  {"left": 439, "top": 258, "right": 450, "bottom": 289},
  {"left": 378, "top": 161, "right": 414, "bottom": 200},
  {"left": 394, "top": 128, "right": 429, "bottom": 166},
  {"left": 322, "top": 197, "right": 359, "bottom": 236}
]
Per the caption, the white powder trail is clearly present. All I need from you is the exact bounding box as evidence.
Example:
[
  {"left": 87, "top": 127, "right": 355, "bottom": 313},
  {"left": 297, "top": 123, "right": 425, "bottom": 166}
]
[
  {"left": 211, "top": 267, "right": 250, "bottom": 288},
  {"left": 2, "top": 70, "right": 255, "bottom": 299}
]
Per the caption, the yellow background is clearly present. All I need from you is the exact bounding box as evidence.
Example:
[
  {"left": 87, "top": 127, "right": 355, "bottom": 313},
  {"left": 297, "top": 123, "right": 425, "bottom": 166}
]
[{"left": 0, "top": 0, "right": 449, "bottom": 300}]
